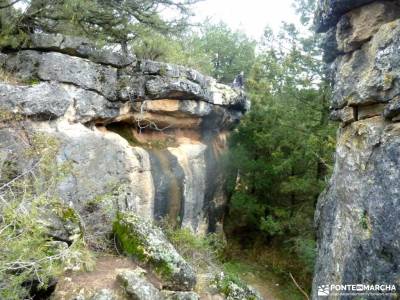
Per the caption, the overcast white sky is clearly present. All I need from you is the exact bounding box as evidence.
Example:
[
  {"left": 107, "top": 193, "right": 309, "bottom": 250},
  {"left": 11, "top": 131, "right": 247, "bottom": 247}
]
[{"left": 192, "top": 0, "right": 299, "bottom": 39}]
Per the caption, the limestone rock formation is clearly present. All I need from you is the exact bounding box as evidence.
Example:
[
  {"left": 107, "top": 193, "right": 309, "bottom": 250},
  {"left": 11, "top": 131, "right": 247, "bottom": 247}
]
[
  {"left": 314, "top": 1, "right": 400, "bottom": 299},
  {"left": 0, "top": 32, "right": 248, "bottom": 246}
]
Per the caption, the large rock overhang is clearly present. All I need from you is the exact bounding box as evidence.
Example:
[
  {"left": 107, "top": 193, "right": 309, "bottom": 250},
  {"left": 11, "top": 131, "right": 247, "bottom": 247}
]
[{"left": 0, "top": 32, "right": 249, "bottom": 236}]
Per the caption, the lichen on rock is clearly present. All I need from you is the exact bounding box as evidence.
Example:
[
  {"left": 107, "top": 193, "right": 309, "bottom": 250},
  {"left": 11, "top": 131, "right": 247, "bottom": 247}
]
[{"left": 116, "top": 268, "right": 163, "bottom": 300}]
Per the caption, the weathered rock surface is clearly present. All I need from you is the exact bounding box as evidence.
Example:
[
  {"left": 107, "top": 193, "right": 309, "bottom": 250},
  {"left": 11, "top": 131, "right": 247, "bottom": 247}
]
[
  {"left": 335, "top": 1, "right": 400, "bottom": 54},
  {"left": 313, "top": 1, "right": 400, "bottom": 299},
  {"left": 0, "top": 82, "right": 72, "bottom": 119},
  {"left": 5, "top": 50, "right": 118, "bottom": 100},
  {"left": 0, "top": 32, "right": 247, "bottom": 240},
  {"left": 0, "top": 82, "right": 119, "bottom": 122},
  {"left": 331, "top": 19, "right": 400, "bottom": 109},
  {"left": 113, "top": 212, "right": 196, "bottom": 291}
]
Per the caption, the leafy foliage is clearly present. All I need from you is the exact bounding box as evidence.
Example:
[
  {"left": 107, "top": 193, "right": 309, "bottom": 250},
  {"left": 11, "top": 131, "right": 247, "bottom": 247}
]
[
  {"left": 161, "top": 220, "right": 225, "bottom": 271},
  {"left": 0, "top": 0, "right": 199, "bottom": 48},
  {"left": 132, "top": 21, "right": 256, "bottom": 82},
  {"left": 132, "top": 30, "right": 213, "bottom": 74},
  {"left": 192, "top": 22, "right": 256, "bottom": 83}
]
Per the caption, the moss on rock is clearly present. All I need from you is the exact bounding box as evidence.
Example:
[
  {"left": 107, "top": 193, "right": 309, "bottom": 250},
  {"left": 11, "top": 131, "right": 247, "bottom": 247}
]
[{"left": 113, "top": 212, "right": 196, "bottom": 291}]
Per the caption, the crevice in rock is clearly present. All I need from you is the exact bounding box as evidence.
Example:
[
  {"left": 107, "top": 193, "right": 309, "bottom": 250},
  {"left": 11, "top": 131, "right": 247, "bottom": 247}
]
[
  {"left": 38, "top": 78, "right": 115, "bottom": 102},
  {"left": 25, "top": 278, "right": 57, "bottom": 300},
  {"left": 360, "top": 210, "right": 371, "bottom": 231},
  {"left": 379, "top": 246, "right": 395, "bottom": 264},
  {"left": 353, "top": 105, "right": 359, "bottom": 121},
  {"left": 103, "top": 121, "right": 179, "bottom": 149},
  {"left": 105, "top": 122, "right": 141, "bottom": 146},
  {"left": 24, "top": 47, "right": 135, "bottom": 68}
]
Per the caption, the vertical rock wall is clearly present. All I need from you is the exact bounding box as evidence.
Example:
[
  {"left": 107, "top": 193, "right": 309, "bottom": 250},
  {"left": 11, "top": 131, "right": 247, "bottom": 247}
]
[{"left": 314, "top": 1, "right": 400, "bottom": 298}]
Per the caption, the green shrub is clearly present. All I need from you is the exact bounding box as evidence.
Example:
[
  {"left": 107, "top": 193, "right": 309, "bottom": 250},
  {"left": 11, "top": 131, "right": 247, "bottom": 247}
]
[
  {"left": 0, "top": 198, "right": 93, "bottom": 299},
  {"left": 161, "top": 221, "right": 225, "bottom": 271}
]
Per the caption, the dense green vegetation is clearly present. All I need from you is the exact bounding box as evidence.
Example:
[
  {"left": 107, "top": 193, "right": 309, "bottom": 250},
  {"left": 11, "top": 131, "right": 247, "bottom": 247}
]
[
  {"left": 134, "top": 21, "right": 256, "bottom": 83},
  {"left": 224, "top": 22, "right": 336, "bottom": 287}
]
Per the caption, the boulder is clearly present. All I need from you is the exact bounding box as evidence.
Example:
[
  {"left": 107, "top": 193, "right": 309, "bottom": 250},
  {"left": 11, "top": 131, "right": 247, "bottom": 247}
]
[
  {"left": 52, "top": 287, "right": 118, "bottom": 300},
  {"left": 138, "top": 60, "right": 210, "bottom": 87},
  {"left": 384, "top": 97, "right": 400, "bottom": 120},
  {"left": 113, "top": 212, "right": 196, "bottom": 291},
  {"left": 320, "top": 27, "right": 341, "bottom": 63},
  {"left": 161, "top": 291, "right": 200, "bottom": 300},
  {"left": 38, "top": 209, "right": 81, "bottom": 244},
  {"left": 116, "top": 268, "right": 163, "bottom": 300},
  {"left": 69, "top": 86, "right": 120, "bottom": 123},
  {"left": 0, "top": 82, "right": 120, "bottom": 123},
  {"left": 329, "top": 106, "right": 355, "bottom": 124},
  {"left": 3, "top": 50, "right": 42, "bottom": 82},
  {"left": 118, "top": 63, "right": 249, "bottom": 111},
  {"left": 144, "top": 76, "right": 210, "bottom": 101}
]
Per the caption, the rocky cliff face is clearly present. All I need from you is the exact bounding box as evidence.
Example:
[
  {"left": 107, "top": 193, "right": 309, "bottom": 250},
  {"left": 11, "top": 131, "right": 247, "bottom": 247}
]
[
  {"left": 0, "top": 33, "right": 248, "bottom": 242},
  {"left": 314, "top": 1, "right": 400, "bottom": 298}
]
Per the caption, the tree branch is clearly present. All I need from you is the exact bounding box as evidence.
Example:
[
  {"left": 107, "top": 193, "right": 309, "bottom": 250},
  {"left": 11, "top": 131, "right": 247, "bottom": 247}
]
[
  {"left": 0, "top": 0, "right": 21, "bottom": 9},
  {"left": 289, "top": 272, "right": 310, "bottom": 300}
]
